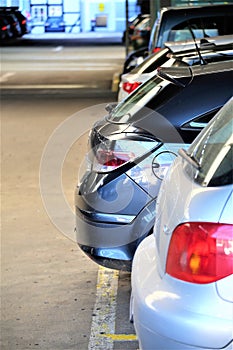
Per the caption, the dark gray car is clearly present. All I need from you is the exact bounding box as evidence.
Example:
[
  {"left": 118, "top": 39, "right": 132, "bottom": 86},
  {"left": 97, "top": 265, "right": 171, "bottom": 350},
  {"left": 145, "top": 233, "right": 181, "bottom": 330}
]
[{"left": 75, "top": 58, "right": 233, "bottom": 271}]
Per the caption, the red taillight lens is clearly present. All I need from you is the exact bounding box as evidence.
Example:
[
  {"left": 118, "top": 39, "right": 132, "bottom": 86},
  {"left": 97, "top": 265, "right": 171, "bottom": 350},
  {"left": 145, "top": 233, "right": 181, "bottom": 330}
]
[
  {"left": 96, "top": 150, "right": 134, "bottom": 168},
  {"left": 2, "top": 26, "right": 7, "bottom": 31},
  {"left": 22, "top": 19, "right": 27, "bottom": 25},
  {"left": 153, "top": 47, "right": 161, "bottom": 53},
  {"left": 89, "top": 137, "right": 160, "bottom": 173},
  {"left": 122, "top": 81, "right": 141, "bottom": 94},
  {"left": 166, "top": 222, "right": 233, "bottom": 284}
]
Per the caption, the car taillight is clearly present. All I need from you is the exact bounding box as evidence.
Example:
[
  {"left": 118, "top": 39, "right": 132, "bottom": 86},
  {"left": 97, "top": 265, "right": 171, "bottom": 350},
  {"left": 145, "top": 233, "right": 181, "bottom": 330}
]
[
  {"left": 122, "top": 82, "right": 141, "bottom": 94},
  {"left": 166, "top": 222, "right": 233, "bottom": 284},
  {"left": 90, "top": 136, "right": 161, "bottom": 173},
  {"left": 153, "top": 47, "right": 161, "bottom": 53},
  {"left": 2, "top": 25, "right": 7, "bottom": 31},
  {"left": 22, "top": 19, "right": 27, "bottom": 25},
  {"left": 96, "top": 149, "right": 134, "bottom": 168}
]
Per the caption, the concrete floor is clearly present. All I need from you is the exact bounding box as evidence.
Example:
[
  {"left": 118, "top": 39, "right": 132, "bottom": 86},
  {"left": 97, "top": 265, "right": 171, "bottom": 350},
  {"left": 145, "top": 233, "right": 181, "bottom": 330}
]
[{"left": 1, "top": 95, "right": 110, "bottom": 350}]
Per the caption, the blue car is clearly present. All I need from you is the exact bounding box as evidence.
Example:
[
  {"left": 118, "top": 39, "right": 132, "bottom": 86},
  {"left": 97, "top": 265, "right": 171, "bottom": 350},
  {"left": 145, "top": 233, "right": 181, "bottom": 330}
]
[{"left": 44, "top": 16, "right": 65, "bottom": 32}]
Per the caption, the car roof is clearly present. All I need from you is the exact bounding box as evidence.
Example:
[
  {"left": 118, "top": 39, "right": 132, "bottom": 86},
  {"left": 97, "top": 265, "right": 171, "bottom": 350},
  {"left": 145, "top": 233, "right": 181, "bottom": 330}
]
[
  {"left": 190, "top": 59, "right": 233, "bottom": 76},
  {"left": 174, "top": 50, "right": 233, "bottom": 66},
  {"left": 165, "top": 35, "right": 233, "bottom": 54},
  {"left": 113, "top": 59, "right": 232, "bottom": 131},
  {"left": 160, "top": 3, "right": 233, "bottom": 15},
  {"left": 129, "top": 60, "right": 232, "bottom": 140},
  {"left": 157, "top": 59, "right": 232, "bottom": 83},
  {"left": 129, "top": 35, "right": 233, "bottom": 76}
]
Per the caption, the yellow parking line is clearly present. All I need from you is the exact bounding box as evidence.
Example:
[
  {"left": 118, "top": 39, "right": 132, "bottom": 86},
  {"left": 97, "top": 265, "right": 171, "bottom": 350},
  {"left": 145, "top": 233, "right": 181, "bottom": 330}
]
[
  {"left": 88, "top": 266, "right": 119, "bottom": 350},
  {"left": 102, "top": 333, "right": 137, "bottom": 341},
  {"left": 88, "top": 266, "right": 137, "bottom": 349}
]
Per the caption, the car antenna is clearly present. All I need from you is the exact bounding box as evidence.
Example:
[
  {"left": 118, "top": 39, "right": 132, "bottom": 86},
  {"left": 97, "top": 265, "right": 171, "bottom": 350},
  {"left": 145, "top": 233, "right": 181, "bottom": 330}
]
[{"left": 187, "top": 23, "right": 207, "bottom": 65}]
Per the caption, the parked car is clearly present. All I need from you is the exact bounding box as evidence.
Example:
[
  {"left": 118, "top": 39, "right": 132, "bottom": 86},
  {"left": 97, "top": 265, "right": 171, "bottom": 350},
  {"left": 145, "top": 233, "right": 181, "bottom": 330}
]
[
  {"left": 123, "top": 3, "right": 233, "bottom": 73},
  {"left": 0, "top": 7, "right": 29, "bottom": 38},
  {"left": 119, "top": 48, "right": 169, "bottom": 101},
  {"left": 75, "top": 59, "right": 233, "bottom": 271},
  {"left": 13, "top": 9, "right": 28, "bottom": 35},
  {"left": 0, "top": 15, "right": 13, "bottom": 40},
  {"left": 44, "top": 16, "right": 65, "bottom": 32},
  {"left": 122, "top": 13, "right": 149, "bottom": 44},
  {"left": 149, "top": 3, "right": 233, "bottom": 53},
  {"left": 4, "top": 12, "right": 21, "bottom": 38},
  {"left": 130, "top": 15, "right": 151, "bottom": 50},
  {"left": 118, "top": 35, "right": 233, "bottom": 101},
  {"left": 131, "top": 97, "right": 233, "bottom": 350}
]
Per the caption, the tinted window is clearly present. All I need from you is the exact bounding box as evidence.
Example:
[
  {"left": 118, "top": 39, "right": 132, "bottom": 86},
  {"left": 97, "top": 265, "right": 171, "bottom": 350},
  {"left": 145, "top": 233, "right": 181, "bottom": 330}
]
[
  {"left": 107, "top": 75, "right": 169, "bottom": 124},
  {"left": 186, "top": 98, "right": 233, "bottom": 187},
  {"left": 168, "top": 16, "right": 232, "bottom": 42}
]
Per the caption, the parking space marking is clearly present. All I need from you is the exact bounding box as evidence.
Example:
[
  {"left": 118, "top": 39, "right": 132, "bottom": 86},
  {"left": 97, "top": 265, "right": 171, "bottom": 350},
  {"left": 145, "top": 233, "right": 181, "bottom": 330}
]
[
  {"left": 88, "top": 266, "right": 119, "bottom": 350},
  {"left": 102, "top": 334, "right": 137, "bottom": 341},
  {"left": 89, "top": 267, "right": 138, "bottom": 349}
]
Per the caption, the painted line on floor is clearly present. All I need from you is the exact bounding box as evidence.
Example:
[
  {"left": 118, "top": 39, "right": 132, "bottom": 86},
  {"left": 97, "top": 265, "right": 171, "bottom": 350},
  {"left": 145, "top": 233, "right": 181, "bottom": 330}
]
[
  {"left": 88, "top": 266, "right": 119, "bottom": 350},
  {"left": 88, "top": 266, "right": 137, "bottom": 349},
  {"left": 102, "top": 334, "right": 137, "bottom": 341}
]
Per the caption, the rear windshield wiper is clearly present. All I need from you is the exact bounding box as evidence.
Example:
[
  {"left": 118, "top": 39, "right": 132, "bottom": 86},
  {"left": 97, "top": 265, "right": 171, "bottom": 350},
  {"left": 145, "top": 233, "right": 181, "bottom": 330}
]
[{"left": 178, "top": 148, "right": 200, "bottom": 170}]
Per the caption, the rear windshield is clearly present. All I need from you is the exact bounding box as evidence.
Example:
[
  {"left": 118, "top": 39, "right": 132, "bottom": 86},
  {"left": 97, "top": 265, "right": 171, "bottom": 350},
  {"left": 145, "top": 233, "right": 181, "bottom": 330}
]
[
  {"left": 151, "top": 11, "right": 233, "bottom": 51},
  {"left": 167, "top": 16, "right": 227, "bottom": 42},
  {"left": 107, "top": 75, "right": 169, "bottom": 124},
  {"left": 186, "top": 98, "right": 233, "bottom": 187}
]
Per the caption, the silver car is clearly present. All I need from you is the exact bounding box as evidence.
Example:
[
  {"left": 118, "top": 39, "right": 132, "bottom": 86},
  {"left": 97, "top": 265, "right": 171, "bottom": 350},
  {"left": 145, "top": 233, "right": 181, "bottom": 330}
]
[{"left": 131, "top": 97, "right": 233, "bottom": 349}]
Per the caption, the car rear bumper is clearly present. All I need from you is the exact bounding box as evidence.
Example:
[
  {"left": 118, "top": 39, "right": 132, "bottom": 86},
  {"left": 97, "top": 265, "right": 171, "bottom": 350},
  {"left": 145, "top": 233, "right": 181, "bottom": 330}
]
[
  {"left": 78, "top": 240, "right": 143, "bottom": 271},
  {"left": 131, "top": 235, "right": 233, "bottom": 350},
  {"left": 75, "top": 198, "right": 156, "bottom": 270}
]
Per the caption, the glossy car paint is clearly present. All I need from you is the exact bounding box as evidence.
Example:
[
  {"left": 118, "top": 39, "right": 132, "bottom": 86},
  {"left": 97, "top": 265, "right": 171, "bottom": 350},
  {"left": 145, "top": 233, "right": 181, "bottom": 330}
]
[
  {"left": 124, "top": 3, "right": 233, "bottom": 74},
  {"left": 75, "top": 61, "right": 233, "bottom": 271},
  {"left": 118, "top": 48, "right": 170, "bottom": 101},
  {"left": 118, "top": 35, "right": 233, "bottom": 101},
  {"left": 149, "top": 4, "right": 233, "bottom": 53},
  {"left": 0, "top": 15, "right": 13, "bottom": 39},
  {"left": 130, "top": 16, "right": 151, "bottom": 50},
  {"left": 44, "top": 16, "right": 65, "bottom": 32},
  {"left": 131, "top": 99, "right": 233, "bottom": 349}
]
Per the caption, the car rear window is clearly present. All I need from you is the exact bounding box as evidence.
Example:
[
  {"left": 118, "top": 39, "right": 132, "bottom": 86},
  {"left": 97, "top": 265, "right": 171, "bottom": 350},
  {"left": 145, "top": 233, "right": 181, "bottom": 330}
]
[
  {"left": 107, "top": 75, "right": 169, "bottom": 124},
  {"left": 185, "top": 98, "right": 233, "bottom": 187},
  {"left": 150, "top": 8, "right": 233, "bottom": 51},
  {"left": 167, "top": 16, "right": 228, "bottom": 42},
  {"left": 109, "top": 66, "right": 191, "bottom": 124}
]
